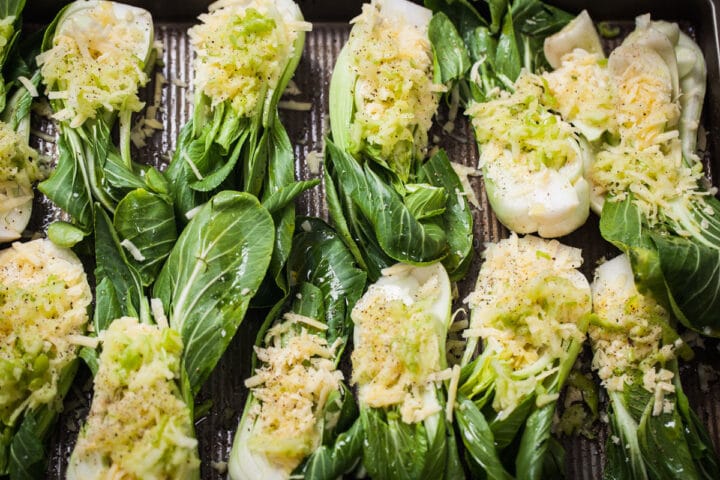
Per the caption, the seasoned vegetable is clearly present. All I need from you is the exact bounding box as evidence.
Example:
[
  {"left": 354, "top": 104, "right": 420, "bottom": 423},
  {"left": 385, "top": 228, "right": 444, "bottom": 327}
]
[
  {"left": 67, "top": 317, "right": 199, "bottom": 480},
  {"left": 229, "top": 218, "right": 366, "bottom": 480},
  {"left": 0, "top": 0, "right": 42, "bottom": 243},
  {"left": 543, "top": 12, "right": 720, "bottom": 334},
  {"left": 326, "top": 0, "right": 473, "bottom": 281},
  {"left": 0, "top": 239, "right": 91, "bottom": 478},
  {"left": 426, "top": 0, "right": 587, "bottom": 238},
  {"left": 167, "top": 0, "right": 313, "bottom": 300},
  {"left": 465, "top": 73, "right": 591, "bottom": 237},
  {"left": 38, "top": 0, "right": 158, "bottom": 234},
  {"left": 350, "top": 262, "right": 463, "bottom": 480},
  {"left": 590, "top": 254, "right": 719, "bottom": 479},
  {"left": 458, "top": 234, "right": 591, "bottom": 479},
  {"left": 0, "top": 121, "right": 40, "bottom": 242}
]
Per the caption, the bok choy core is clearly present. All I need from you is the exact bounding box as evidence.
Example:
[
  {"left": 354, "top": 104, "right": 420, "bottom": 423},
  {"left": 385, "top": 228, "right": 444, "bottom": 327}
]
[
  {"left": 458, "top": 234, "right": 591, "bottom": 479},
  {"left": 350, "top": 262, "right": 463, "bottom": 480},
  {"left": 590, "top": 255, "right": 719, "bottom": 479},
  {"left": 326, "top": 0, "right": 473, "bottom": 281},
  {"left": 542, "top": 12, "right": 720, "bottom": 334},
  {"left": 67, "top": 317, "right": 200, "bottom": 480},
  {"left": 229, "top": 218, "right": 366, "bottom": 480},
  {"left": 465, "top": 74, "right": 591, "bottom": 237},
  {"left": 37, "top": 0, "right": 156, "bottom": 232},
  {"left": 0, "top": 239, "right": 91, "bottom": 478}
]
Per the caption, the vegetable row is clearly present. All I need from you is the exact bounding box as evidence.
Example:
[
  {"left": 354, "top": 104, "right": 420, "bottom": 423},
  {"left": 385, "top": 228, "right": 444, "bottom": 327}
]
[{"left": 0, "top": 0, "right": 719, "bottom": 479}]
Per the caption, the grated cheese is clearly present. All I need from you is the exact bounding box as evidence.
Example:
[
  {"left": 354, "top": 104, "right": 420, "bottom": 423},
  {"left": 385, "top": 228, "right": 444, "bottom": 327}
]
[
  {"left": 120, "top": 238, "right": 145, "bottom": 262},
  {"left": 589, "top": 255, "right": 678, "bottom": 414},
  {"left": 245, "top": 314, "right": 342, "bottom": 469},
  {"left": 17, "top": 76, "right": 38, "bottom": 98},
  {"left": 463, "top": 234, "right": 591, "bottom": 417},
  {"left": 0, "top": 239, "right": 91, "bottom": 425},
  {"left": 37, "top": 2, "right": 151, "bottom": 128}
]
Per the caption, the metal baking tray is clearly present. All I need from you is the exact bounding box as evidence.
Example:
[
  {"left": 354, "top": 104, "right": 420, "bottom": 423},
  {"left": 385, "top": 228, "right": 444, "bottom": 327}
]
[{"left": 17, "top": 0, "right": 720, "bottom": 478}]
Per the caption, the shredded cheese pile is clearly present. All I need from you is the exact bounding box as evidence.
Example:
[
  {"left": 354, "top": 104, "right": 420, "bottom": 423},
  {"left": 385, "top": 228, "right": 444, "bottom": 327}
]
[
  {"left": 543, "top": 49, "right": 617, "bottom": 138},
  {"left": 70, "top": 317, "right": 199, "bottom": 478},
  {"left": 467, "top": 73, "right": 579, "bottom": 173},
  {"left": 347, "top": 0, "right": 441, "bottom": 178},
  {"left": 245, "top": 313, "right": 342, "bottom": 469},
  {"left": 351, "top": 266, "right": 444, "bottom": 423},
  {"left": 464, "top": 234, "right": 591, "bottom": 418},
  {"left": 0, "top": 16, "right": 15, "bottom": 60},
  {"left": 189, "top": 0, "right": 310, "bottom": 117},
  {"left": 590, "top": 257, "right": 677, "bottom": 416},
  {"left": 556, "top": 41, "right": 713, "bottom": 227},
  {"left": 0, "top": 239, "right": 91, "bottom": 426},
  {"left": 37, "top": 2, "right": 150, "bottom": 128},
  {"left": 0, "top": 121, "right": 40, "bottom": 210}
]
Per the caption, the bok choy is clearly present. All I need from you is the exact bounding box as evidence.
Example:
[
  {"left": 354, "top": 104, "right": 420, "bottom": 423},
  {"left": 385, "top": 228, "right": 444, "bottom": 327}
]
[
  {"left": 37, "top": 0, "right": 158, "bottom": 235},
  {"left": 326, "top": 0, "right": 473, "bottom": 281},
  {"left": 0, "top": 239, "right": 91, "bottom": 478},
  {"left": 590, "top": 254, "right": 719, "bottom": 479},
  {"left": 350, "top": 262, "right": 463, "bottom": 480},
  {"left": 458, "top": 234, "right": 591, "bottom": 479},
  {"left": 166, "top": 0, "right": 313, "bottom": 299},
  {"left": 69, "top": 190, "right": 275, "bottom": 478},
  {"left": 0, "top": 0, "right": 43, "bottom": 243},
  {"left": 66, "top": 317, "right": 200, "bottom": 480},
  {"left": 542, "top": 13, "right": 720, "bottom": 334},
  {"left": 229, "top": 217, "right": 366, "bottom": 480},
  {"left": 425, "top": 0, "right": 588, "bottom": 238}
]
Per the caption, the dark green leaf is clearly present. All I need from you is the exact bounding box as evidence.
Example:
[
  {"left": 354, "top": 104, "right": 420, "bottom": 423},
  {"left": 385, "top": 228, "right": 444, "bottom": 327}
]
[
  {"left": 361, "top": 408, "right": 427, "bottom": 480},
  {"left": 113, "top": 189, "right": 178, "bottom": 286},
  {"left": 153, "top": 191, "right": 274, "bottom": 394},
  {"left": 300, "top": 419, "right": 364, "bottom": 480},
  {"left": 516, "top": 402, "right": 556, "bottom": 480},
  {"left": 38, "top": 132, "right": 92, "bottom": 233},
  {"left": 419, "top": 149, "right": 474, "bottom": 280},
  {"left": 455, "top": 396, "right": 513, "bottom": 480},
  {"left": 93, "top": 206, "right": 145, "bottom": 330},
  {"left": 429, "top": 12, "right": 471, "bottom": 84}
]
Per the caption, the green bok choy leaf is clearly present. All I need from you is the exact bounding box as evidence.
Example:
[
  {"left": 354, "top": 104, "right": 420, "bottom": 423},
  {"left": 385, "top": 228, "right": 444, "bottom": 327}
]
[
  {"left": 590, "top": 254, "right": 720, "bottom": 480},
  {"left": 69, "top": 191, "right": 275, "bottom": 478},
  {"left": 229, "top": 217, "right": 366, "bottom": 480},
  {"left": 458, "top": 234, "right": 591, "bottom": 479}
]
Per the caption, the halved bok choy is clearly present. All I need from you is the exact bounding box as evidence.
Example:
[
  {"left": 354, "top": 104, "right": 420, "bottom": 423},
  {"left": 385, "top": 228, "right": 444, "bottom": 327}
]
[
  {"left": 543, "top": 12, "right": 720, "bottom": 334},
  {"left": 590, "top": 254, "right": 719, "bottom": 479},
  {"left": 426, "top": 0, "right": 589, "bottom": 238},
  {"left": 229, "top": 217, "right": 366, "bottom": 480},
  {"left": 350, "top": 262, "right": 463, "bottom": 480},
  {"left": 0, "top": 0, "right": 43, "bottom": 243},
  {"left": 167, "top": 0, "right": 314, "bottom": 299},
  {"left": 457, "top": 234, "right": 591, "bottom": 479},
  {"left": 326, "top": 0, "right": 473, "bottom": 281},
  {"left": 66, "top": 317, "right": 199, "bottom": 480},
  {"left": 68, "top": 191, "right": 275, "bottom": 478},
  {"left": 37, "top": 0, "right": 159, "bottom": 236},
  {"left": 0, "top": 239, "right": 91, "bottom": 478}
]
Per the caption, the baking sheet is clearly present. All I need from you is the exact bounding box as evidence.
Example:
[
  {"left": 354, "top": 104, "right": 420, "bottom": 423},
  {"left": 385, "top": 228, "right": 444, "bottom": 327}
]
[{"left": 12, "top": 9, "right": 720, "bottom": 480}]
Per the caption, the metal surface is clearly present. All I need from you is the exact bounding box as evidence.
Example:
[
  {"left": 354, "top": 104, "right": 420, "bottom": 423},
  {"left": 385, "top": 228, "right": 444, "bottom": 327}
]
[{"left": 13, "top": 0, "right": 720, "bottom": 478}]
